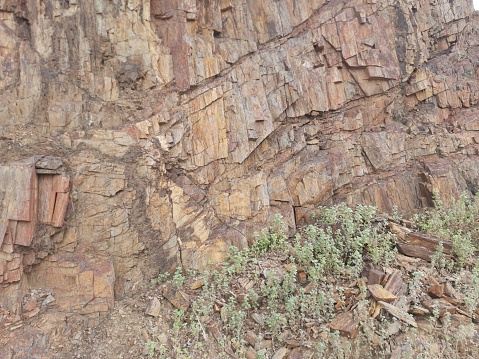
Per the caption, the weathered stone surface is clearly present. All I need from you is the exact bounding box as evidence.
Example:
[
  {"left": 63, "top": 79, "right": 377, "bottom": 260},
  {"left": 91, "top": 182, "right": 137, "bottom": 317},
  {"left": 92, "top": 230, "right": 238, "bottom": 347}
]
[
  {"left": 330, "top": 311, "right": 359, "bottom": 338},
  {"left": 0, "top": 0, "right": 479, "bottom": 354},
  {"left": 368, "top": 284, "right": 397, "bottom": 303},
  {"left": 27, "top": 253, "right": 115, "bottom": 315},
  {"left": 162, "top": 286, "right": 190, "bottom": 310},
  {"left": 0, "top": 157, "right": 70, "bottom": 295},
  {"left": 378, "top": 301, "right": 417, "bottom": 328},
  {"left": 145, "top": 297, "right": 162, "bottom": 317}
]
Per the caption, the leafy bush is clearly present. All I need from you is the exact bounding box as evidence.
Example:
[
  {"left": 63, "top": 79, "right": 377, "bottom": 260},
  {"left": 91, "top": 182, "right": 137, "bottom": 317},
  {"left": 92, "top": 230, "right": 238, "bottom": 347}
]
[
  {"left": 414, "top": 191, "right": 478, "bottom": 269},
  {"left": 293, "top": 203, "right": 397, "bottom": 279}
]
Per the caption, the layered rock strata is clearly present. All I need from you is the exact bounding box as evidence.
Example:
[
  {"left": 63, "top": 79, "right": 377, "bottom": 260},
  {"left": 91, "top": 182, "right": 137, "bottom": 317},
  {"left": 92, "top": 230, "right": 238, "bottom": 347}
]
[{"left": 0, "top": 0, "right": 478, "bottom": 329}]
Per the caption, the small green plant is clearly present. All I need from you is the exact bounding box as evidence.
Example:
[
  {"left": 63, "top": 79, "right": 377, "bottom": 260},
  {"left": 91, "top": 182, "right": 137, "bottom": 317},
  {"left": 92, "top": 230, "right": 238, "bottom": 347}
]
[
  {"left": 172, "top": 267, "right": 185, "bottom": 288},
  {"left": 152, "top": 271, "right": 170, "bottom": 285},
  {"left": 409, "top": 270, "right": 424, "bottom": 305},
  {"left": 430, "top": 242, "right": 453, "bottom": 273},
  {"left": 264, "top": 311, "right": 286, "bottom": 336},
  {"left": 414, "top": 191, "right": 478, "bottom": 270},
  {"left": 145, "top": 341, "right": 156, "bottom": 358},
  {"left": 451, "top": 232, "right": 475, "bottom": 268},
  {"left": 293, "top": 203, "right": 397, "bottom": 278},
  {"left": 173, "top": 309, "right": 186, "bottom": 332},
  {"left": 262, "top": 271, "right": 282, "bottom": 311},
  {"left": 250, "top": 214, "right": 287, "bottom": 254},
  {"left": 462, "top": 261, "right": 479, "bottom": 313}
]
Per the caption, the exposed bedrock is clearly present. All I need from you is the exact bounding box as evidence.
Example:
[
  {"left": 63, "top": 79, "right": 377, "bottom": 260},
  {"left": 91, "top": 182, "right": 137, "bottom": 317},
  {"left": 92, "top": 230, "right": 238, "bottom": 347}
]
[{"left": 0, "top": 0, "right": 479, "bottom": 328}]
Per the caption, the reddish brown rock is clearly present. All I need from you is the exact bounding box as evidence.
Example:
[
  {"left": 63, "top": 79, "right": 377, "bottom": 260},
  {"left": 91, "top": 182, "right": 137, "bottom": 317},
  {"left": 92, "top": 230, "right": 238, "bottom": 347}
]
[
  {"left": 145, "top": 297, "right": 162, "bottom": 317},
  {"left": 0, "top": 0, "right": 479, "bottom": 355},
  {"left": 368, "top": 284, "right": 398, "bottom": 303},
  {"left": 330, "top": 311, "right": 359, "bottom": 338},
  {"left": 162, "top": 286, "right": 190, "bottom": 310},
  {"left": 368, "top": 269, "right": 385, "bottom": 286},
  {"left": 272, "top": 347, "right": 290, "bottom": 359},
  {"left": 22, "top": 299, "right": 37, "bottom": 312},
  {"left": 378, "top": 301, "right": 417, "bottom": 328},
  {"left": 428, "top": 277, "right": 445, "bottom": 298}
]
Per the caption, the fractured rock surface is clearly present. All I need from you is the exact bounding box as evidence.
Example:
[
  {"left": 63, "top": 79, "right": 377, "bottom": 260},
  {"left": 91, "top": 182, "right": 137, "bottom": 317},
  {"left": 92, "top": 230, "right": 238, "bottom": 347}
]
[{"left": 1, "top": 1, "right": 479, "bottom": 354}]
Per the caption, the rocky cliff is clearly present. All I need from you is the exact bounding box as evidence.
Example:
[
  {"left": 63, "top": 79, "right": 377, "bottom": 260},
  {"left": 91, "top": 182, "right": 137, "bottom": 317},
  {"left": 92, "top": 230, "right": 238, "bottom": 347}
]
[{"left": 1, "top": 0, "right": 479, "bottom": 354}]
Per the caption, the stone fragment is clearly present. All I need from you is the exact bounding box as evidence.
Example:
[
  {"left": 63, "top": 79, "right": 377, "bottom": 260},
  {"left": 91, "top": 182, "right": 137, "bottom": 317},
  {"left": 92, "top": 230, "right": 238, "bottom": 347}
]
[
  {"left": 257, "top": 340, "right": 272, "bottom": 350},
  {"left": 444, "top": 282, "right": 463, "bottom": 303},
  {"left": 272, "top": 347, "right": 290, "bottom": 359},
  {"left": 244, "top": 346, "right": 257, "bottom": 359},
  {"left": 428, "top": 277, "right": 444, "bottom": 298},
  {"left": 245, "top": 331, "right": 259, "bottom": 347},
  {"left": 35, "top": 157, "right": 63, "bottom": 171},
  {"left": 368, "top": 269, "right": 385, "bottom": 285},
  {"left": 397, "top": 243, "right": 436, "bottom": 262},
  {"left": 330, "top": 311, "right": 359, "bottom": 338},
  {"left": 251, "top": 313, "right": 264, "bottom": 326},
  {"left": 448, "top": 314, "right": 472, "bottom": 325},
  {"left": 190, "top": 279, "right": 205, "bottom": 290},
  {"left": 421, "top": 297, "right": 457, "bottom": 317},
  {"left": 162, "top": 286, "right": 190, "bottom": 310},
  {"left": 23, "top": 307, "right": 40, "bottom": 319},
  {"left": 368, "top": 284, "right": 397, "bottom": 303},
  {"left": 384, "top": 270, "right": 407, "bottom": 299},
  {"left": 22, "top": 253, "right": 36, "bottom": 266},
  {"left": 42, "top": 295, "right": 56, "bottom": 306},
  {"left": 238, "top": 277, "right": 255, "bottom": 291},
  {"left": 406, "top": 232, "right": 452, "bottom": 254},
  {"left": 285, "top": 339, "right": 301, "bottom": 348},
  {"left": 378, "top": 301, "right": 417, "bottom": 327},
  {"left": 23, "top": 299, "right": 37, "bottom": 312},
  {"left": 409, "top": 306, "right": 429, "bottom": 316},
  {"left": 145, "top": 297, "right": 161, "bottom": 317},
  {"left": 288, "top": 347, "right": 304, "bottom": 359},
  {"left": 392, "top": 224, "right": 453, "bottom": 262},
  {"left": 386, "top": 320, "right": 402, "bottom": 336},
  {"left": 297, "top": 271, "right": 307, "bottom": 284}
]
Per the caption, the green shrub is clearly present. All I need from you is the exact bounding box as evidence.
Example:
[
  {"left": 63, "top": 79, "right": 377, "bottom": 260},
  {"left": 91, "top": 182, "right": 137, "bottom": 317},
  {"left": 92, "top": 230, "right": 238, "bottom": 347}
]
[
  {"left": 293, "top": 203, "right": 397, "bottom": 278},
  {"left": 414, "top": 191, "right": 478, "bottom": 269}
]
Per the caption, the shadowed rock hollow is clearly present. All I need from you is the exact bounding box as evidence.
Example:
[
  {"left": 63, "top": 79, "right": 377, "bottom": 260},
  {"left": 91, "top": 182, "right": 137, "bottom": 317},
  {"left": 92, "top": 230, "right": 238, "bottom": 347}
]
[{"left": 1, "top": 0, "right": 479, "bottom": 356}]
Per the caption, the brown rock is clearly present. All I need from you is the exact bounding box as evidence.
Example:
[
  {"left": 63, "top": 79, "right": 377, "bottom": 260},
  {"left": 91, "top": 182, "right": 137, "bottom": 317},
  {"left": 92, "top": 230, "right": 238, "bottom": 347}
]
[
  {"left": 448, "top": 314, "right": 472, "bottom": 325},
  {"left": 378, "top": 301, "right": 417, "bottom": 328},
  {"left": 190, "top": 279, "right": 205, "bottom": 290},
  {"left": 272, "top": 347, "right": 290, "bottom": 359},
  {"left": 251, "top": 313, "right": 264, "bottom": 326},
  {"left": 297, "top": 271, "right": 307, "bottom": 284},
  {"left": 1, "top": 0, "right": 479, "bottom": 355},
  {"left": 444, "top": 282, "right": 463, "bottom": 303},
  {"left": 330, "top": 311, "right": 359, "bottom": 338},
  {"left": 285, "top": 339, "right": 301, "bottom": 349},
  {"left": 145, "top": 297, "right": 161, "bottom": 317},
  {"left": 23, "top": 307, "right": 40, "bottom": 319},
  {"left": 368, "top": 269, "right": 385, "bottom": 285},
  {"left": 23, "top": 299, "right": 37, "bottom": 312},
  {"left": 162, "top": 286, "right": 190, "bottom": 310},
  {"left": 368, "top": 284, "right": 397, "bottom": 303},
  {"left": 257, "top": 340, "right": 272, "bottom": 350},
  {"left": 244, "top": 346, "right": 257, "bottom": 359},
  {"left": 409, "top": 306, "right": 430, "bottom": 316},
  {"left": 428, "top": 277, "right": 444, "bottom": 298},
  {"left": 384, "top": 270, "right": 406, "bottom": 296},
  {"left": 288, "top": 348, "right": 304, "bottom": 359},
  {"left": 422, "top": 297, "right": 457, "bottom": 317},
  {"left": 245, "top": 331, "right": 259, "bottom": 347},
  {"left": 397, "top": 243, "right": 436, "bottom": 262}
]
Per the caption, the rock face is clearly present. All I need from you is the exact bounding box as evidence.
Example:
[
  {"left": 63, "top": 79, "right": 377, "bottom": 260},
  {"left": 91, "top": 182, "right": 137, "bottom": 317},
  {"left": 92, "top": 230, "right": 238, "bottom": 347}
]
[{"left": 0, "top": 0, "right": 479, "bottom": 334}]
